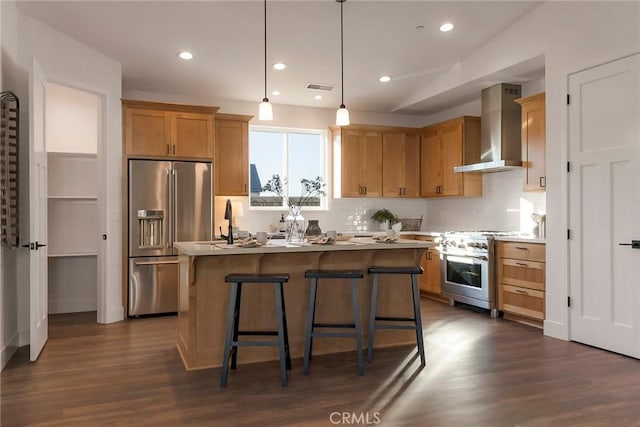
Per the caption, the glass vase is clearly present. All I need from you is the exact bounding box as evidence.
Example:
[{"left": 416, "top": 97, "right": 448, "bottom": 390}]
[{"left": 286, "top": 206, "right": 305, "bottom": 242}]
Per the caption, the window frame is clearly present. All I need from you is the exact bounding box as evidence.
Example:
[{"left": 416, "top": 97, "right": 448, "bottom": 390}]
[{"left": 248, "top": 125, "right": 329, "bottom": 211}]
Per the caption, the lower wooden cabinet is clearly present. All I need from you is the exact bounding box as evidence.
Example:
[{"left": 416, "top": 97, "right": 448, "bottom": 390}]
[
  {"left": 497, "top": 241, "right": 546, "bottom": 327},
  {"left": 420, "top": 247, "right": 441, "bottom": 295}
]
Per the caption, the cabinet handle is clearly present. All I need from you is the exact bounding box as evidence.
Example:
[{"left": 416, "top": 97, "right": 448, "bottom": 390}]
[
  {"left": 515, "top": 246, "right": 529, "bottom": 250},
  {"left": 364, "top": 186, "right": 367, "bottom": 195},
  {"left": 244, "top": 183, "right": 247, "bottom": 193},
  {"left": 515, "top": 289, "right": 529, "bottom": 295},
  {"left": 540, "top": 176, "right": 546, "bottom": 188},
  {"left": 515, "top": 262, "right": 529, "bottom": 266},
  {"left": 172, "top": 145, "right": 176, "bottom": 155},
  {"left": 166, "top": 144, "right": 170, "bottom": 155}
]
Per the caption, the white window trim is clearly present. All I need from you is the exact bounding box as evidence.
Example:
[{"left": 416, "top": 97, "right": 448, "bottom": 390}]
[{"left": 249, "top": 125, "right": 329, "bottom": 211}]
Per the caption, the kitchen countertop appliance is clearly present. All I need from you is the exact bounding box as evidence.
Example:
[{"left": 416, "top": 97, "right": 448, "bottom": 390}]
[
  {"left": 128, "top": 160, "right": 212, "bottom": 316},
  {"left": 440, "top": 231, "right": 519, "bottom": 317}
]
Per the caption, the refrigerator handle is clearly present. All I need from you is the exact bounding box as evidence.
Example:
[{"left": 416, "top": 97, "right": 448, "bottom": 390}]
[
  {"left": 167, "top": 169, "right": 173, "bottom": 249},
  {"left": 172, "top": 169, "right": 178, "bottom": 246}
]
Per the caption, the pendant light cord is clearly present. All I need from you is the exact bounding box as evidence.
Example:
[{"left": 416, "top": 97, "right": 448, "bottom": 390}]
[
  {"left": 340, "top": 0, "right": 345, "bottom": 108},
  {"left": 263, "top": 0, "right": 268, "bottom": 101}
]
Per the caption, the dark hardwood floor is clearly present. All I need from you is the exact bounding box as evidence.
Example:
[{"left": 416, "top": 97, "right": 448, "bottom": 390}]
[{"left": 2, "top": 299, "right": 639, "bottom": 426}]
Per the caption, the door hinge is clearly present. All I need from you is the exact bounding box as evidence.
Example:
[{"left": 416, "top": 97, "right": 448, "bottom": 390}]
[
  {"left": 567, "top": 296, "right": 571, "bottom": 307},
  {"left": 567, "top": 229, "right": 571, "bottom": 240},
  {"left": 567, "top": 161, "right": 571, "bottom": 172},
  {"left": 567, "top": 94, "right": 570, "bottom": 105}
]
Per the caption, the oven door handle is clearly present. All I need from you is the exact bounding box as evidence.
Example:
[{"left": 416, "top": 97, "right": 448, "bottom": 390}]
[{"left": 444, "top": 254, "right": 488, "bottom": 264}]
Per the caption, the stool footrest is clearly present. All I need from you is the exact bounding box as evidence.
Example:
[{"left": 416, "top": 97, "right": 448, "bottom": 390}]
[
  {"left": 373, "top": 324, "right": 418, "bottom": 331},
  {"left": 233, "top": 340, "right": 280, "bottom": 347},
  {"left": 237, "top": 330, "right": 278, "bottom": 336},
  {"left": 313, "top": 322, "right": 356, "bottom": 329},
  {"left": 312, "top": 332, "right": 358, "bottom": 339},
  {"left": 375, "top": 316, "right": 416, "bottom": 322}
]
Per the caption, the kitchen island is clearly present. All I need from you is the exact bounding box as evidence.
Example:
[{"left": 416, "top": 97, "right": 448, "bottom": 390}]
[{"left": 174, "top": 238, "right": 433, "bottom": 370}]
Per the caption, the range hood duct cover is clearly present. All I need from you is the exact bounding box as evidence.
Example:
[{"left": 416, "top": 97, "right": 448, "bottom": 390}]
[{"left": 454, "top": 83, "right": 523, "bottom": 173}]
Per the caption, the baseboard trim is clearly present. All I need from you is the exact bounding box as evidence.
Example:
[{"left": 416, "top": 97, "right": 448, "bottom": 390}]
[
  {"left": 1, "top": 331, "right": 19, "bottom": 371},
  {"left": 49, "top": 298, "right": 97, "bottom": 315},
  {"left": 544, "top": 319, "right": 568, "bottom": 340}
]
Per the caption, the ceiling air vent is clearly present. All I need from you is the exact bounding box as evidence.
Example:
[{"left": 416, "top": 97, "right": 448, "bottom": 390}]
[{"left": 306, "top": 82, "right": 334, "bottom": 92}]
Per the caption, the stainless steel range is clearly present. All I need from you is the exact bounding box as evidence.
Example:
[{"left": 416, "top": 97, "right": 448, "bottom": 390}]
[{"left": 440, "top": 231, "right": 517, "bottom": 317}]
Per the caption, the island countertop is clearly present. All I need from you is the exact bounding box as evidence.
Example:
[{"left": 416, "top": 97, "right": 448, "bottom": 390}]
[{"left": 174, "top": 237, "right": 434, "bottom": 256}]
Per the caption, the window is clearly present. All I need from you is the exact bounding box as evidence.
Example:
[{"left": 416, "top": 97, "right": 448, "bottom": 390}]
[{"left": 249, "top": 127, "right": 327, "bottom": 209}]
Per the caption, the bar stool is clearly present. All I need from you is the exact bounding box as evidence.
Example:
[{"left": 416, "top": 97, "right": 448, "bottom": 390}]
[
  {"left": 220, "top": 273, "right": 291, "bottom": 387},
  {"left": 367, "top": 266, "right": 425, "bottom": 367},
  {"left": 303, "top": 270, "right": 365, "bottom": 376}
]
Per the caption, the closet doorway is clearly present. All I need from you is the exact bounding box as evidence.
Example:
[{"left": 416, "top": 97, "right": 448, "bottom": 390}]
[{"left": 45, "top": 83, "right": 104, "bottom": 321}]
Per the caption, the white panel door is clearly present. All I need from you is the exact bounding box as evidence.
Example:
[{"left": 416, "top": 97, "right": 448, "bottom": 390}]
[
  {"left": 29, "top": 58, "right": 49, "bottom": 361},
  {"left": 568, "top": 54, "right": 640, "bottom": 358}
]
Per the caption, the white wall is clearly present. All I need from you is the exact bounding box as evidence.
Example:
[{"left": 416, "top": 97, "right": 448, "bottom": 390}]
[
  {"left": 45, "top": 82, "right": 98, "bottom": 154},
  {"left": 1, "top": 0, "right": 123, "bottom": 368},
  {"left": 1, "top": 0, "right": 20, "bottom": 371}
]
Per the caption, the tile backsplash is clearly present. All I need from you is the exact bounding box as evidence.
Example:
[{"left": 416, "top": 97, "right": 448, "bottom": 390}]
[{"left": 215, "top": 170, "right": 545, "bottom": 236}]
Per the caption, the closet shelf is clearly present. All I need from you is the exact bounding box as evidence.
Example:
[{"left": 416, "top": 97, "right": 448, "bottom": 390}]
[
  {"left": 48, "top": 252, "right": 98, "bottom": 258},
  {"left": 48, "top": 196, "right": 97, "bottom": 200}
]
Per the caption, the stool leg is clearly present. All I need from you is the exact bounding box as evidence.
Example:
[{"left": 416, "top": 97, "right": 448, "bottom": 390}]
[
  {"left": 309, "top": 281, "right": 318, "bottom": 360},
  {"left": 411, "top": 274, "right": 426, "bottom": 367},
  {"left": 274, "top": 282, "right": 288, "bottom": 387},
  {"left": 230, "top": 283, "right": 243, "bottom": 370},
  {"left": 351, "top": 278, "right": 364, "bottom": 376},
  {"left": 367, "top": 273, "right": 379, "bottom": 363},
  {"left": 303, "top": 278, "right": 318, "bottom": 375},
  {"left": 220, "top": 282, "right": 238, "bottom": 387},
  {"left": 279, "top": 282, "right": 291, "bottom": 370}
]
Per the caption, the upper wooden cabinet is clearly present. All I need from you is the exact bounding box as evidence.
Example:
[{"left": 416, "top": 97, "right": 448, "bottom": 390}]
[
  {"left": 123, "top": 100, "right": 218, "bottom": 159},
  {"left": 333, "top": 125, "right": 383, "bottom": 197},
  {"left": 420, "top": 116, "right": 482, "bottom": 198},
  {"left": 382, "top": 130, "right": 421, "bottom": 197},
  {"left": 215, "top": 113, "right": 252, "bottom": 196},
  {"left": 515, "top": 93, "right": 546, "bottom": 192}
]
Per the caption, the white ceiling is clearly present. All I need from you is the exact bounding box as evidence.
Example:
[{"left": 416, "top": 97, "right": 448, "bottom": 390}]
[{"left": 17, "top": 1, "right": 544, "bottom": 115}]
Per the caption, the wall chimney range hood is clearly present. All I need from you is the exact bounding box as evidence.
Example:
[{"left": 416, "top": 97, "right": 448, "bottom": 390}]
[{"left": 454, "top": 83, "right": 522, "bottom": 173}]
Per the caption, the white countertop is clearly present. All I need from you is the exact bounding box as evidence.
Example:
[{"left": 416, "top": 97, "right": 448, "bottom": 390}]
[
  {"left": 494, "top": 235, "right": 546, "bottom": 244},
  {"left": 174, "top": 237, "right": 434, "bottom": 256}
]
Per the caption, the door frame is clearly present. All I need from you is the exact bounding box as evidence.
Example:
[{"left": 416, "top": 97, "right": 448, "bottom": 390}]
[{"left": 41, "top": 75, "right": 109, "bottom": 324}]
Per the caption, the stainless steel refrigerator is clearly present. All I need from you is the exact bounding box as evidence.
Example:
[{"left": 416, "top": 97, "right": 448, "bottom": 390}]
[{"left": 128, "top": 160, "right": 212, "bottom": 316}]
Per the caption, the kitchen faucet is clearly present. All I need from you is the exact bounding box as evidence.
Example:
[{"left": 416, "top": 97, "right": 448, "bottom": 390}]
[{"left": 224, "top": 199, "right": 233, "bottom": 244}]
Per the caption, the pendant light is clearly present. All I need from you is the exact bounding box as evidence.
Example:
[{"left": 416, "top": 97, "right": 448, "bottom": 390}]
[
  {"left": 335, "top": 0, "right": 350, "bottom": 126},
  {"left": 259, "top": 0, "right": 273, "bottom": 121}
]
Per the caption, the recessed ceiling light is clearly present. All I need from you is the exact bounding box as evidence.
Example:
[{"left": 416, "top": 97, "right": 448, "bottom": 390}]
[
  {"left": 177, "top": 51, "right": 193, "bottom": 60},
  {"left": 273, "top": 62, "right": 286, "bottom": 70},
  {"left": 440, "top": 22, "right": 454, "bottom": 32},
  {"left": 379, "top": 76, "right": 391, "bottom": 83},
  {"left": 272, "top": 90, "right": 280, "bottom": 96},
  {"left": 314, "top": 95, "right": 322, "bottom": 100}
]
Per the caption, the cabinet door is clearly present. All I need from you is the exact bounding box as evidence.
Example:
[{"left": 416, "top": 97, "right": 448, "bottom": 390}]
[
  {"left": 522, "top": 98, "right": 546, "bottom": 191},
  {"left": 384, "top": 131, "right": 420, "bottom": 197},
  {"left": 125, "top": 108, "right": 172, "bottom": 156},
  {"left": 173, "top": 112, "right": 214, "bottom": 159},
  {"left": 215, "top": 119, "right": 248, "bottom": 196},
  {"left": 424, "top": 249, "right": 441, "bottom": 294},
  {"left": 440, "top": 123, "right": 464, "bottom": 196},
  {"left": 361, "top": 130, "right": 383, "bottom": 197},
  {"left": 420, "top": 128, "right": 441, "bottom": 197},
  {"left": 341, "top": 129, "right": 364, "bottom": 197},
  {"left": 382, "top": 132, "right": 407, "bottom": 197},
  {"left": 419, "top": 250, "right": 430, "bottom": 292}
]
